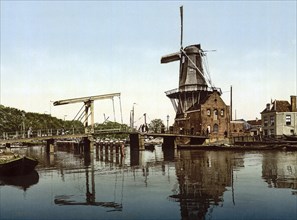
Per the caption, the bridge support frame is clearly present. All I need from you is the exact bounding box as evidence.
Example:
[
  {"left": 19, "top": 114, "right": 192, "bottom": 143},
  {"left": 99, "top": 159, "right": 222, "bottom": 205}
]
[
  {"left": 129, "top": 133, "right": 145, "bottom": 151},
  {"left": 84, "top": 101, "right": 95, "bottom": 134},
  {"left": 46, "top": 139, "right": 55, "bottom": 154},
  {"left": 163, "top": 136, "right": 177, "bottom": 149},
  {"left": 79, "top": 137, "right": 91, "bottom": 153}
]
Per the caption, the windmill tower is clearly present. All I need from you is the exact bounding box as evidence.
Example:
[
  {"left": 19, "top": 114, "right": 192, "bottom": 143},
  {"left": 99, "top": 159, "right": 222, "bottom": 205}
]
[{"left": 161, "top": 6, "right": 222, "bottom": 133}]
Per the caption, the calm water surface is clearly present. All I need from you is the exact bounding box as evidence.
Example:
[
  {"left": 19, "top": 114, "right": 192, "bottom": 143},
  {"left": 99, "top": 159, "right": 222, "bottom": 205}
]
[{"left": 0, "top": 144, "right": 296, "bottom": 220}]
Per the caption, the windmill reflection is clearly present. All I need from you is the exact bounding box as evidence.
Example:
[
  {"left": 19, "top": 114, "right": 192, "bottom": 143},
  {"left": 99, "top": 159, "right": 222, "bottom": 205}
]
[{"left": 168, "top": 150, "right": 244, "bottom": 219}]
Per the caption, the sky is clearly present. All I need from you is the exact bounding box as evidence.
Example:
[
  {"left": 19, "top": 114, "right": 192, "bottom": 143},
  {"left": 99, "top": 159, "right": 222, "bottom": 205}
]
[{"left": 0, "top": 0, "right": 296, "bottom": 128}]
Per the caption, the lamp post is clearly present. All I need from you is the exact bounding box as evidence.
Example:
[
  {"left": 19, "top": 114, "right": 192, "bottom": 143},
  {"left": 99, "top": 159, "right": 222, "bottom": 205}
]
[
  {"left": 167, "top": 115, "right": 169, "bottom": 132},
  {"left": 22, "top": 112, "right": 26, "bottom": 138},
  {"left": 130, "top": 103, "right": 136, "bottom": 130}
]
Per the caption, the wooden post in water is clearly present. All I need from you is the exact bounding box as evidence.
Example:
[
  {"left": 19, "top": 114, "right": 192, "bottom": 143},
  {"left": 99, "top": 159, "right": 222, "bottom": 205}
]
[
  {"left": 129, "top": 133, "right": 145, "bottom": 150},
  {"left": 82, "top": 137, "right": 91, "bottom": 153},
  {"left": 5, "top": 143, "right": 11, "bottom": 149},
  {"left": 46, "top": 139, "right": 55, "bottom": 154},
  {"left": 163, "top": 136, "right": 177, "bottom": 149}
]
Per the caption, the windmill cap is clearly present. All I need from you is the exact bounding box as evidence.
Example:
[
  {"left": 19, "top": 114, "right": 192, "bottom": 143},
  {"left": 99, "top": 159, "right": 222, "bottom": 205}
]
[{"left": 184, "top": 44, "right": 202, "bottom": 54}]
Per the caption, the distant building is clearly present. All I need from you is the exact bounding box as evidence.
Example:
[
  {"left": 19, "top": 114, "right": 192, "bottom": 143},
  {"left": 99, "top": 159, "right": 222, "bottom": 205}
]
[
  {"left": 247, "top": 118, "right": 262, "bottom": 136},
  {"left": 261, "top": 95, "right": 297, "bottom": 137},
  {"left": 230, "top": 119, "right": 250, "bottom": 137}
]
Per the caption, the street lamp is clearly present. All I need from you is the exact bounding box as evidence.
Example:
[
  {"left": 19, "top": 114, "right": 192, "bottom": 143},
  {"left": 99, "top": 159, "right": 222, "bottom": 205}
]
[
  {"left": 167, "top": 115, "right": 169, "bottom": 132},
  {"left": 130, "top": 103, "right": 136, "bottom": 130}
]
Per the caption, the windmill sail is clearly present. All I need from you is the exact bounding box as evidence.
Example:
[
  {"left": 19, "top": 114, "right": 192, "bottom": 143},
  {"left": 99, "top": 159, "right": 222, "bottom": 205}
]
[{"left": 180, "top": 6, "right": 183, "bottom": 49}]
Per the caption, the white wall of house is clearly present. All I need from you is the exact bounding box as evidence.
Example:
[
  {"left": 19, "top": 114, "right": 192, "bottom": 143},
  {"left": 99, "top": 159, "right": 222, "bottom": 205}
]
[{"left": 275, "top": 112, "right": 297, "bottom": 135}]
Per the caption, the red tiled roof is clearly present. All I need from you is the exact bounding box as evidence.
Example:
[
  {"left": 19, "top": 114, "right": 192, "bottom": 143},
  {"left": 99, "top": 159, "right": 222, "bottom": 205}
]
[{"left": 261, "top": 100, "right": 291, "bottom": 113}]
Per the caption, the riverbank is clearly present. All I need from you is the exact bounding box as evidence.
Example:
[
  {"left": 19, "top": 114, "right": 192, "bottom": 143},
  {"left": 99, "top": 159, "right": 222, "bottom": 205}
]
[{"left": 178, "top": 138, "right": 297, "bottom": 150}]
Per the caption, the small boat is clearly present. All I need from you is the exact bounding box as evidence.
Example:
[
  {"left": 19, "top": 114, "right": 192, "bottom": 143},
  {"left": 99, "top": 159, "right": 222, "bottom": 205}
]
[
  {"left": 283, "top": 134, "right": 297, "bottom": 141},
  {"left": 0, "top": 152, "right": 38, "bottom": 176}
]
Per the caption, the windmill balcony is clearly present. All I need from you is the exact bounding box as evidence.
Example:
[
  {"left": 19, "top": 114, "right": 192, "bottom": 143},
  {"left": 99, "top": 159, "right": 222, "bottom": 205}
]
[{"left": 165, "top": 86, "right": 222, "bottom": 97}]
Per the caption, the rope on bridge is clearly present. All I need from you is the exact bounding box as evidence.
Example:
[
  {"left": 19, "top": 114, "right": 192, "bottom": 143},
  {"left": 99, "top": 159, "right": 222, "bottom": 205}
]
[
  {"left": 112, "top": 97, "right": 116, "bottom": 122},
  {"left": 119, "top": 96, "right": 123, "bottom": 125},
  {"left": 72, "top": 104, "right": 85, "bottom": 122},
  {"left": 60, "top": 93, "right": 124, "bottom": 130},
  {"left": 111, "top": 96, "right": 123, "bottom": 125}
]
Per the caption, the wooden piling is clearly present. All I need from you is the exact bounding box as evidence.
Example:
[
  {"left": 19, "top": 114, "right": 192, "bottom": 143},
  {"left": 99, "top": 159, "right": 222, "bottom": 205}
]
[{"left": 46, "top": 139, "right": 55, "bottom": 154}]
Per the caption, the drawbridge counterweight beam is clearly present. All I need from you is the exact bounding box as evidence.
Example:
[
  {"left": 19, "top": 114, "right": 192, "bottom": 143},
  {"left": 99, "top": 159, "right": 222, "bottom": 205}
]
[
  {"left": 53, "top": 93, "right": 121, "bottom": 134},
  {"left": 53, "top": 93, "right": 121, "bottom": 106}
]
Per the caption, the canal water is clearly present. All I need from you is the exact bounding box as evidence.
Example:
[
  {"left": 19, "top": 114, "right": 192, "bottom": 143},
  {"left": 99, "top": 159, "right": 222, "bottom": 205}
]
[{"left": 0, "top": 144, "right": 296, "bottom": 220}]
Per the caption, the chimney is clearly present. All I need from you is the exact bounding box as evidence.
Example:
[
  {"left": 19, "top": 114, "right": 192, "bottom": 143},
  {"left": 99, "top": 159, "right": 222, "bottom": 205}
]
[
  {"left": 266, "top": 103, "right": 270, "bottom": 111},
  {"left": 291, "top": 95, "right": 297, "bottom": 112}
]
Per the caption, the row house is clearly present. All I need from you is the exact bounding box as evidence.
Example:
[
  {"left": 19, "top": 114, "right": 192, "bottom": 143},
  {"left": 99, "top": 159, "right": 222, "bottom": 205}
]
[{"left": 261, "top": 95, "right": 297, "bottom": 137}]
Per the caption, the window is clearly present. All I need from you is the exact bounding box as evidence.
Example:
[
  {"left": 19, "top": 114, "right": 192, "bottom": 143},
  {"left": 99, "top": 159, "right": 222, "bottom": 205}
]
[
  {"left": 264, "top": 116, "right": 268, "bottom": 126},
  {"left": 207, "top": 109, "right": 211, "bottom": 116},
  {"left": 270, "top": 129, "right": 274, "bottom": 135},
  {"left": 214, "top": 109, "right": 218, "bottom": 120},
  {"left": 270, "top": 116, "right": 275, "bottom": 126},
  {"left": 286, "top": 115, "right": 291, "bottom": 126},
  {"left": 220, "top": 109, "right": 224, "bottom": 117},
  {"left": 213, "top": 124, "right": 218, "bottom": 133}
]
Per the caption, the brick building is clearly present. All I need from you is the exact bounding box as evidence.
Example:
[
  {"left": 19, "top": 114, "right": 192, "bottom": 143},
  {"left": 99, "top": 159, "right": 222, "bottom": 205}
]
[{"left": 173, "top": 90, "right": 230, "bottom": 139}]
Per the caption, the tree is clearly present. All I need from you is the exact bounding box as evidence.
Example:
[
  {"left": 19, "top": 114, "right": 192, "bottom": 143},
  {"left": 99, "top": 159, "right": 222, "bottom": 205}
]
[{"left": 148, "top": 119, "right": 165, "bottom": 133}]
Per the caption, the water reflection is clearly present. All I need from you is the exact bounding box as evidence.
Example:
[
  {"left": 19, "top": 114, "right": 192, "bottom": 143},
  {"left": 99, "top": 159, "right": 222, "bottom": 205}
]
[
  {"left": 0, "top": 170, "right": 39, "bottom": 191},
  {"left": 262, "top": 151, "right": 297, "bottom": 190},
  {"left": 1, "top": 144, "right": 296, "bottom": 219},
  {"left": 168, "top": 151, "right": 245, "bottom": 219},
  {"left": 50, "top": 144, "right": 126, "bottom": 212},
  {"left": 54, "top": 166, "right": 123, "bottom": 212}
]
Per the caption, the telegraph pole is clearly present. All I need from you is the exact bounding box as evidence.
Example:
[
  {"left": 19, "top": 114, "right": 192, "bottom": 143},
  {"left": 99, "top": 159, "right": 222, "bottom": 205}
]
[{"left": 230, "top": 85, "right": 233, "bottom": 121}]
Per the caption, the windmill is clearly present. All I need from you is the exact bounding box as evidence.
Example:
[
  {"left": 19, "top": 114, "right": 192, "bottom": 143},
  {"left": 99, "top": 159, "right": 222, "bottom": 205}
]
[{"left": 161, "top": 6, "right": 221, "bottom": 118}]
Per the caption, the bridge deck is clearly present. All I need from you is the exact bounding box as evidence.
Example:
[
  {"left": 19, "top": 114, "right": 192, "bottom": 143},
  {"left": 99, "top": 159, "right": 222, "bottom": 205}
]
[
  {"left": 0, "top": 134, "right": 90, "bottom": 145},
  {"left": 0, "top": 130, "right": 206, "bottom": 145}
]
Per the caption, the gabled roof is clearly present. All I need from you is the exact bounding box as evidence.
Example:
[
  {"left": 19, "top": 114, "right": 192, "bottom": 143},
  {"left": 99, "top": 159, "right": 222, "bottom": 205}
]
[
  {"left": 187, "top": 90, "right": 223, "bottom": 111},
  {"left": 261, "top": 100, "right": 291, "bottom": 114}
]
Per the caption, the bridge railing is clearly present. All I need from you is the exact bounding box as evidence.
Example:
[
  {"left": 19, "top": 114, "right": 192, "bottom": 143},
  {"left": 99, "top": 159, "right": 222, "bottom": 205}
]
[
  {"left": 93, "top": 127, "right": 130, "bottom": 134},
  {"left": 1, "top": 127, "right": 85, "bottom": 141},
  {"left": 1, "top": 126, "right": 130, "bottom": 141}
]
